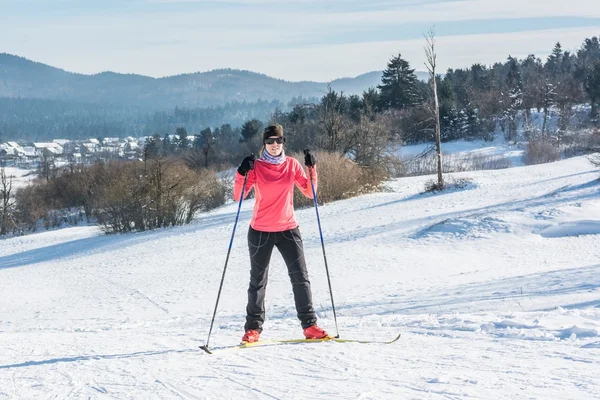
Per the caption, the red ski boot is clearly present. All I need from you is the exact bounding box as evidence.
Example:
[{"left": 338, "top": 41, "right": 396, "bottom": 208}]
[
  {"left": 303, "top": 325, "right": 330, "bottom": 339},
  {"left": 241, "top": 329, "right": 260, "bottom": 343}
]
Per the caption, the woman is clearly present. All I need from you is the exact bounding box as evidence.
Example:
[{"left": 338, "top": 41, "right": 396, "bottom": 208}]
[{"left": 233, "top": 124, "right": 329, "bottom": 343}]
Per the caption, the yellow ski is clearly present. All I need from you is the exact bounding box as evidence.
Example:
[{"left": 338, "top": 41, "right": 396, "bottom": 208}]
[{"left": 200, "top": 333, "right": 401, "bottom": 354}]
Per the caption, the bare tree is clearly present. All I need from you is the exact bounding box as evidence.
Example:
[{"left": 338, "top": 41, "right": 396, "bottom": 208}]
[
  {"left": 37, "top": 150, "right": 57, "bottom": 182},
  {"left": 424, "top": 27, "right": 444, "bottom": 188},
  {"left": 318, "top": 87, "right": 350, "bottom": 153},
  {"left": 0, "top": 168, "right": 16, "bottom": 235}
]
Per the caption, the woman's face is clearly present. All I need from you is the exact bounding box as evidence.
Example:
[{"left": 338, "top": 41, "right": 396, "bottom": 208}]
[{"left": 265, "top": 136, "right": 284, "bottom": 156}]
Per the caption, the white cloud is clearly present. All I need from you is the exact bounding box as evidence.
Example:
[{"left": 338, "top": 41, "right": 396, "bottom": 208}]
[
  {"left": 148, "top": 0, "right": 600, "bottom": 24},
  {"left": 1, "top": 1, "right": 599, "bottom": 81},
  {"left": 9, "top": 25, "right": 595, "bottom": 82},
  {"left": 218, "top": 26, "right": 600, "bottom": 81}
]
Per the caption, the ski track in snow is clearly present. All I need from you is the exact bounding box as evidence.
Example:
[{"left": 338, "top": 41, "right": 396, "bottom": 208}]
[{"left": 1, "top": 155, "right": 600, "bottom": 399}]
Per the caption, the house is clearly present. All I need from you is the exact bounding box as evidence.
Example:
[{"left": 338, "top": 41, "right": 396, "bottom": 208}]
[
  {"left": 3, "top": 142, "right": 25, "bottom": 157},
  {"left": 33, "top": 143, "right": 64, "bottom": 157}
]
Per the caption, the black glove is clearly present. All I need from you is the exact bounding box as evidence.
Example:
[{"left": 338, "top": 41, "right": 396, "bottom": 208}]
[
  {"left": 303, "top": 149, "right": 316, "bottom": 167},
  {"left": 238, "top": 154, "right": 255, "bottom": 175}
]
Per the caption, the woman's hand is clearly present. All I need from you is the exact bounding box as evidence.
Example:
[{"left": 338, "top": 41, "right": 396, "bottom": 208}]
[
  {"left": 303, "top": 149, "right": 316, "bottom": 167},
  {"left": 238, "top": 154, "right": 255, "bottom": 175}
]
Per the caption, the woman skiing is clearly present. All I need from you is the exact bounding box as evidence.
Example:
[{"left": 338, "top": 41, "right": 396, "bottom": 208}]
[{"left": 233, "top": 124, "right": 329, "bottom": 343}]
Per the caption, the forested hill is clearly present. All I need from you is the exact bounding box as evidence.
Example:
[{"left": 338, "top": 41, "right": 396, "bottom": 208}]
[{"left": 0, "top": 53, "right": 384, "bottom": 109}]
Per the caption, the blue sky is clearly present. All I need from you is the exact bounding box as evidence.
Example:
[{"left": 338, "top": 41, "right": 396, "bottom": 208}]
[{"left": 1, "top": 0, "right": 599, "bottom": 81}]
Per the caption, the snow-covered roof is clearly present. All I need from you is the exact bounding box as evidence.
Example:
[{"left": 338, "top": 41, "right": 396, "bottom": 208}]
[
  {"left": 0, "top": 144, "right": 15, "bottom": 155},
  {"left": 34, "top": 142, "right": 63, "bottom": 150},
  {"left": 22, "top": 147, "right": 36, "bottom": 157},
  {"left": 42, "top": 147, "right": 62, "bottom": 155}
]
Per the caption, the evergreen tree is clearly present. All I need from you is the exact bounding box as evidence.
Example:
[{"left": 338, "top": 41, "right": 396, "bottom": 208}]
[
  {"left": 576, "top": 37, "right": 600, "bottom": 71},
  {"left": 546, "top": 42, "right": 564, "bottom": 77},
  {"left": 362, "top": 87, "right": 381, "bottom": 116},
  {"left": 289, "top": 105, "right": 309, "bottom": 124},
  {"left": 585, "top": 63, "right": 600, "bottom": 122},
  {"left": 461, "top": 104, "right": 481, "bottom": 140},
  {"left": 162, "top": 133, "right": 174, "bottom": 156},
  {"left": 503, "top": 56, "right": 523, "bottom": 142},
  {"left": 554, "top": 51, "right": 582, "bottom": 135},
  {"left": 240, "top": 119, "right": 263, "bottom": 142},
  {"left": 437, "top": 77, "right": 459, "bottom": 141},
  {"left": 577, "top": 37, "right": 600, "bottom": 121},
  {"left": 377, "top": 53, "right": 420, "bottom": 110},
  {"left": 175, "top": 127, "right": 189, "bottom": 151},
  {"left": 348, "top": 94, "right": 363, "bottom": 122},
  {"left": 200, "top": 127, "right": 214, "bottom": 168},
  {"left": 520, "top": 55, "right": 544, "bottom": 132},
  {"left": 143, "top": 134, "right": 162, "bottom": 160}
]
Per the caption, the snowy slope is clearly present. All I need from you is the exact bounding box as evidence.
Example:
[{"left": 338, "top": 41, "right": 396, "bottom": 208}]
[{"left": 1, "top": 155, "right": 600, "bottom": 399}]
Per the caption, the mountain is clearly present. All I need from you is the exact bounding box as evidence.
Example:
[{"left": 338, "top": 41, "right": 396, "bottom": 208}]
[{"left": 0, "top": 53, "right": 385, "bottom": 110}]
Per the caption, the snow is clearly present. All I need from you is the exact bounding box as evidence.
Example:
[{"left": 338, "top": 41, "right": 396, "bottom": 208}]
[
  {"left": 398, "top": 137, "right": 525, "bottom": 164},
  {"left": 1, "top": 150, "right": 600, "bottom": 399},
  {"left": 1, "top": 167, "right": 36, "bottom": 190}
]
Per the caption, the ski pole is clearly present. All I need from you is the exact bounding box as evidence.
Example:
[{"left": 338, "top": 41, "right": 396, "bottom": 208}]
[
  {"left": 201, "top": 172, "right": 248, "bottom": 353},
  {"left": 306, "top": 161, "right": 340, "bottom": 338}
]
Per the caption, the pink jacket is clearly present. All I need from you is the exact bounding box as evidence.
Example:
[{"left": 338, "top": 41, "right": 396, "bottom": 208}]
[{"left": 233, "top": 157, "right": 317, "bottom": 232}]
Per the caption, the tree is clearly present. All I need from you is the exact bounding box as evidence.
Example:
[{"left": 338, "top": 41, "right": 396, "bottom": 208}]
[
  {"left": 143, "top": 134, "right": 162, "bottom": 161},
  {"left": 585, "top": 63, "right": 600, "bottom": 122},
  {"left": 520, "top": 55, "right": 544, "bottom": 133},
  {"left": 240, "top": 119, "right": 263, "bottom": 143},
  {"left": 162, "top": 134, "right": 174, "bottom": 157},
  {"left": 437, "top": 76, "right": 459, "bottom": 140},
  {"left": 200, "top": 127, "right": 215, "bottom": 168},
  {"left": 37, "top": 150, "right": 56, "bottom": 182},
  {"left": 503, "top": 56, "right": 523, "bottom": 142},
  {"left": 539, "top": 69, "right": 556, "bottom": 135},
  {"left": 318, "top": 88, "right": 350, "bottom": 152},
  {"left": 378, "top": 53, "right": 421, "bottom": 110},
  {"left": 0, "top": 168, "right": 15, "bottom": 235},
  {"left": 577, "top": 37, "right": 600, "bottom": 68},
  {"left": 424, "top": 28, "right": 444, "bottom": 188},
  {"left": 554, "top": 51, "right": 581, "bottom": 137},
  {"left": 546, "top": 42, "right": 564, "bottom": 76},
  {"left": 577, "top": 37, "right": 600, "bottom": 122},
  {"left": 362, "top": 87, "right": 381, "bottom": 116},
  {"left": 175, "top": 127, "right": 189, "bottom": 151}
]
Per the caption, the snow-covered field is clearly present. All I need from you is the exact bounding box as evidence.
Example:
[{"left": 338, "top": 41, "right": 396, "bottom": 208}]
[
  {"left": 1, "top": 167, "right": 36, "bottom": 190},
  {"left": 398, "top": 137, "right": 526, "bottom": 167},
  {"left": 1, "top": 154, "right": 599, "bottom": 399}
]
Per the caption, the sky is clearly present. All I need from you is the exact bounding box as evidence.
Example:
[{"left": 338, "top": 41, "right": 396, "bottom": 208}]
[{"left": 1, "top": 0, "right": 600, "bottom": 82}]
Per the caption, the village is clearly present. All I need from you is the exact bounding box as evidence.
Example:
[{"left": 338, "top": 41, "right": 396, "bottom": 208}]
[{"left": 0, "top": 137, "right": 143, "bottom": 168}]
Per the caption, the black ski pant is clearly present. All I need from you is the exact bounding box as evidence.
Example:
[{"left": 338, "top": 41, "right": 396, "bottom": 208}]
[{"left": 245, "top": 226, "right": 317, "bottom": 332}]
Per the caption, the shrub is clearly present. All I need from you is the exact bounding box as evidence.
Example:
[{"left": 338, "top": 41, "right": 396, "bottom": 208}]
[
  {"left": 589, "top": 153, "right": 600, "bottom": 168},
  {"left": 562, "top": 129, "right": 600, "bottom": 158},
  {"left": 13, "top": 184, "right": 49, "bottom": 232},
  {"left": 10, "top": 158, "right": 228, "bottom": 235},
  {"left": 523, "top": 138, "right": 561, "bottom": 165},
  {"left": 94, "top": 159, "right": 228, "bottom": 233},
  {"left": 291, "top": 151, "right": 386, "bottom": 208},
  {"left": 423, "top": 176, "right": 473, "bottom": 193}
]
